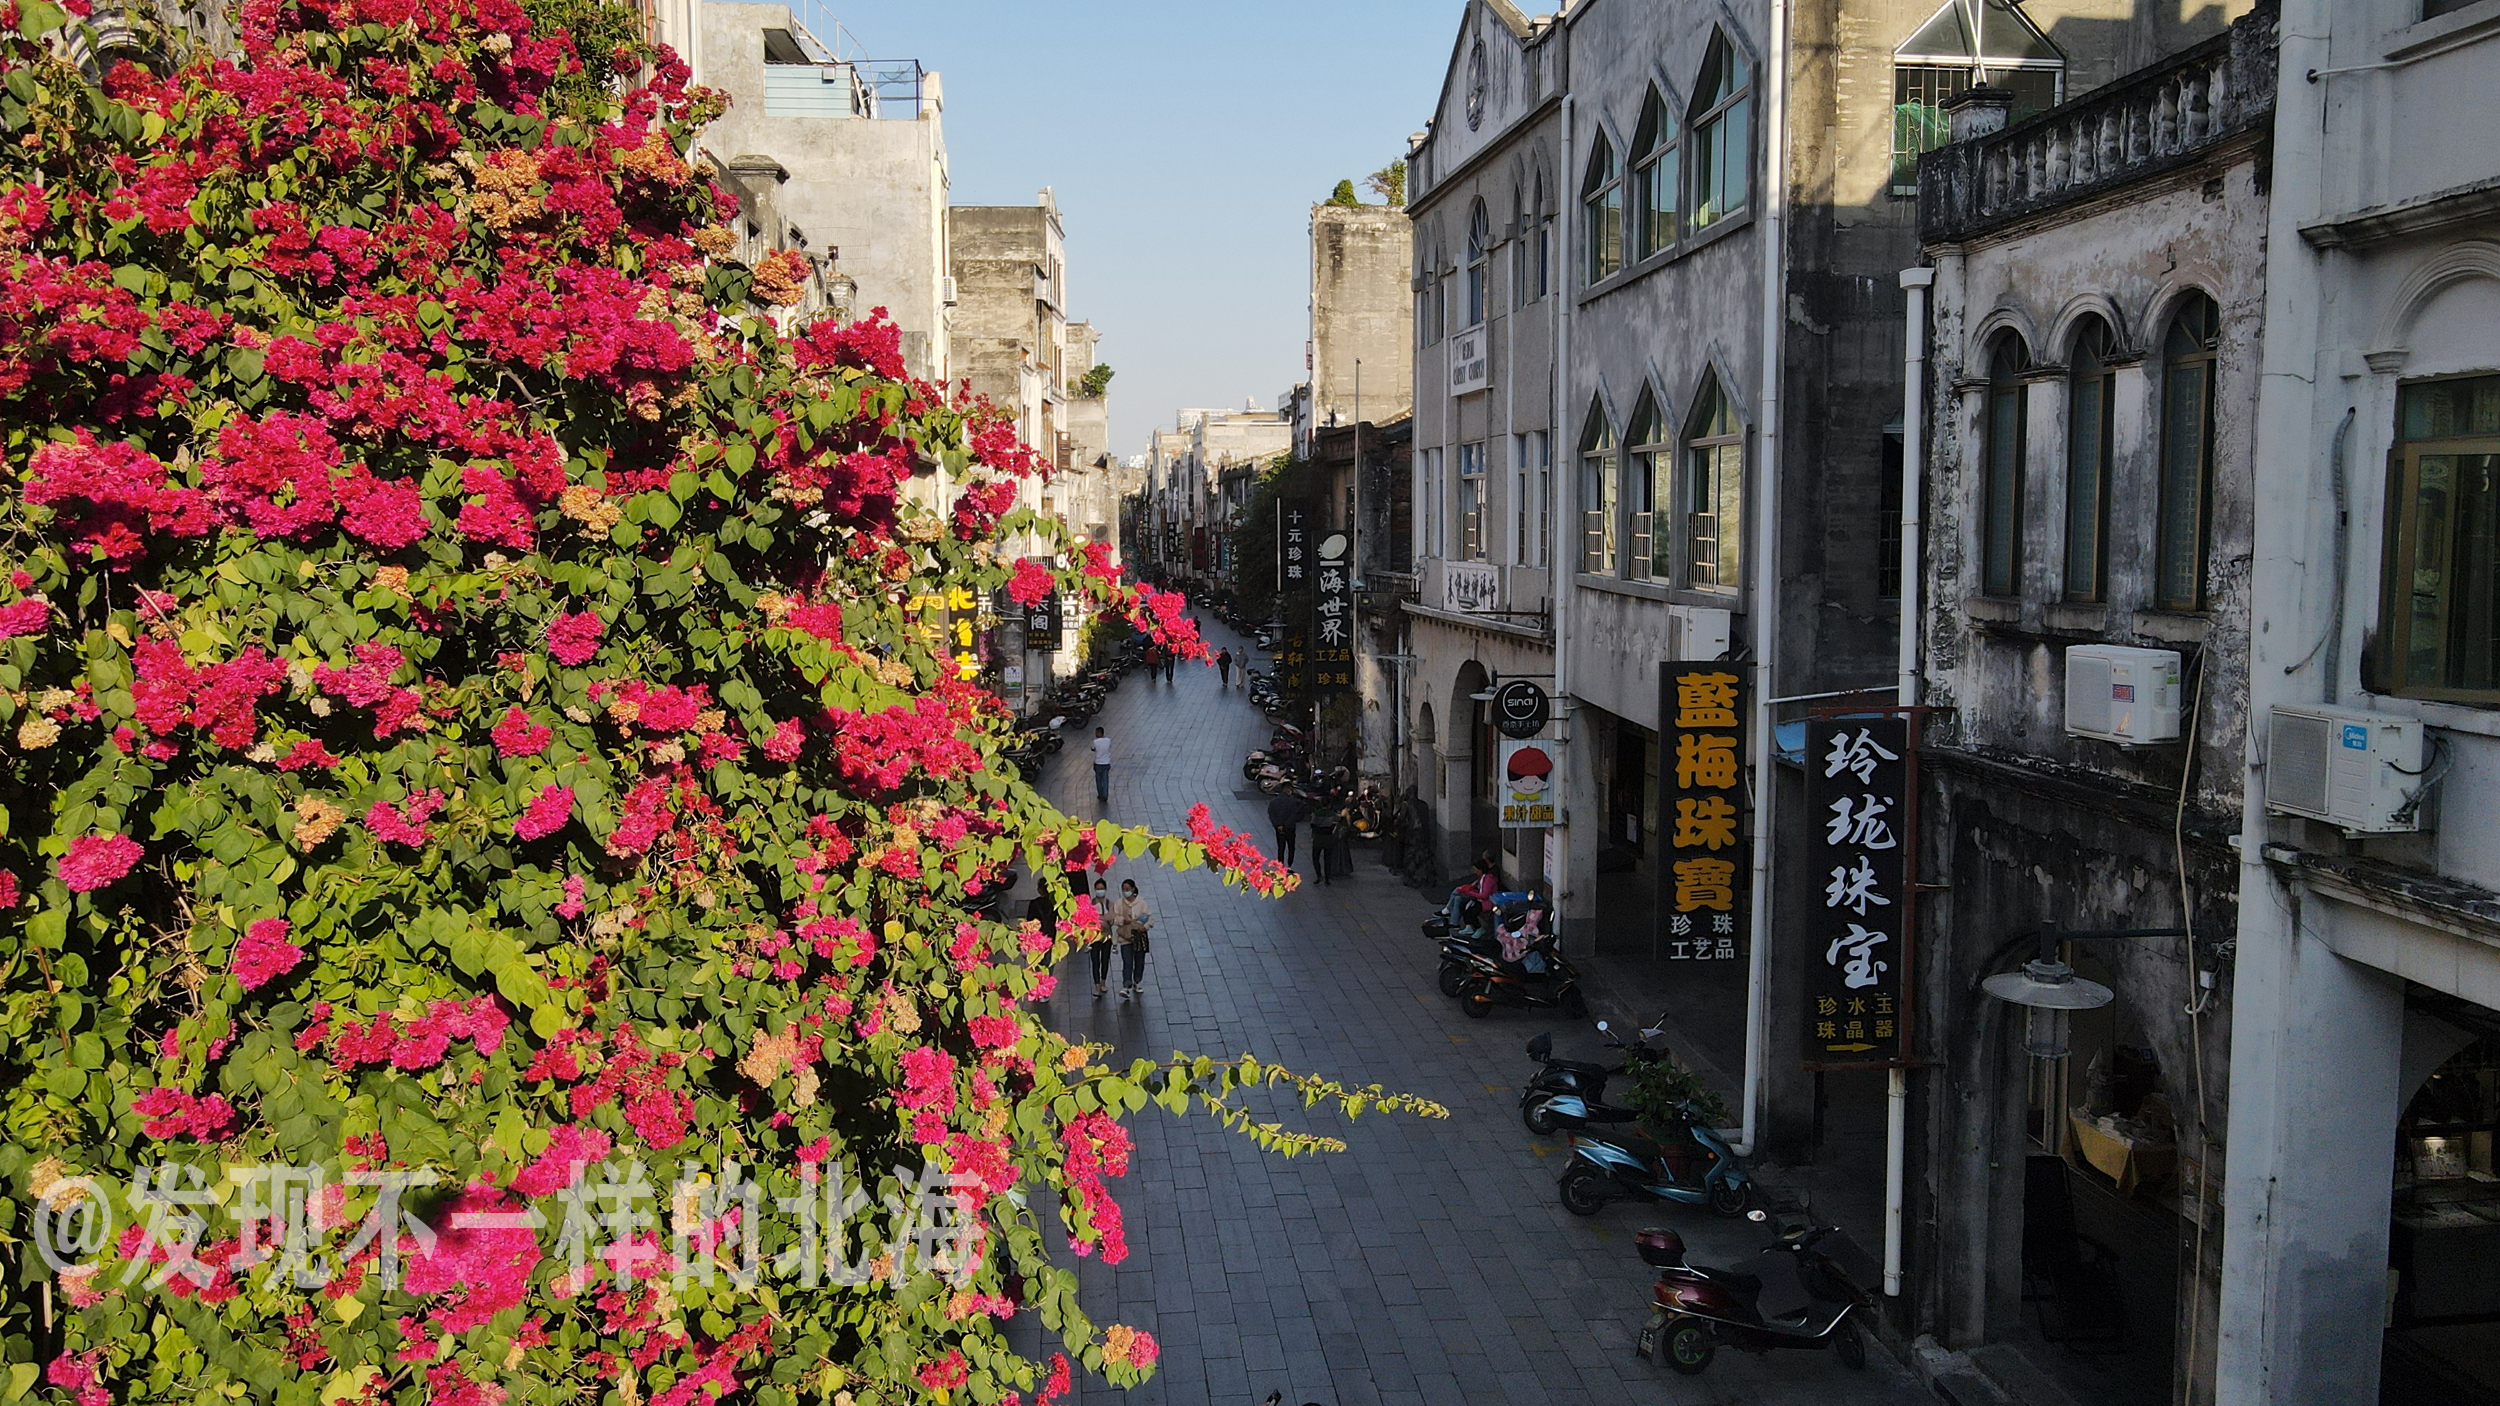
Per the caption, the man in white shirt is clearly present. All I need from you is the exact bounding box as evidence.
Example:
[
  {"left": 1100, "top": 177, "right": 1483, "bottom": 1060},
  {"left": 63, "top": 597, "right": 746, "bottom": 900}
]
[{"left": 1091, "top": 727, "right": 1112, "bottom": 803}]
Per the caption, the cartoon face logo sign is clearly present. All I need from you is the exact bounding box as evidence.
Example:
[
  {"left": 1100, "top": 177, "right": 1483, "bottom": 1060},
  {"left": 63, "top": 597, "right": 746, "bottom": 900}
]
[{"left": 1506, "top": 743, "right": 1552, "bottom": 801}]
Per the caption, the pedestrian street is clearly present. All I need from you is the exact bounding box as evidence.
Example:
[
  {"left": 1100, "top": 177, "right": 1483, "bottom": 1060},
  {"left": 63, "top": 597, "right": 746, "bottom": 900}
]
[{"left": 1010, "top": 621, "right": 1935, "bottom": 1406}]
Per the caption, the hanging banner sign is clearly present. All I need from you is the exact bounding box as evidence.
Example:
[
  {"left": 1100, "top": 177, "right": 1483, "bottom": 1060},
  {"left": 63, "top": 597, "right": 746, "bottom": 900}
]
[
  {"left": 1659, "top": 663, "right": 1749, "bottom": 963},
  {"left": 1499, "top": 739, "right": 1560, "bottom": 828},
  {"left": 1803, "top": 715, "right": 1911, "bottom": 1067},
  {"left": 1313, "top": 529, "right": 1354, "bottom": 694}
]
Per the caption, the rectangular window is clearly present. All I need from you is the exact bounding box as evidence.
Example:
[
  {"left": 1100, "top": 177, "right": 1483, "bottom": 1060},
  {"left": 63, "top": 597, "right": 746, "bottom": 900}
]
[
  {"left": 1628, "top": 444, "right": 1660, "bottom": 581},
  {"left": 2426, "top": 0, "right": 2477, "bottom": 15},
  {"left": 1415, "top": 447, "right": 1441, "bottom": 561},
  {"left": 1891, "top": 65, "right": 1968, "bottom": 193},
  {"left": 1586, "top": 185, "right": 1622, "bottom": 283},
  {"left": 1636, "top": 143, "right": 1679, "bottom": 259},
  {"left": 1535, "top": 431, "right": 1553, "bottom": 568},
  {"left": 2386, "top": 375, "right": 2500, "bottom": 700},
  {"left": 2064, "top": 361, "right": 2113, "bottom": 602},
  {"left": 1684, "top": 440, "right": 1741, "bottom": 590},
  {"left": 1581, "top": 444, "right": 1617, "bottom": 574},
  {"left": 1458, "top": 441, "right": 1487, "bottom": 560},
  {"left": 2157, "top": 356, "right": 2214, "bottom": 610},
  {"left": 1512, "top": 435, "right": 1531, "bottom": 564},
  {"left": 1535, "top": 212, "right": 1551, "bottom": 299},
  {"left": 1879, "top": 436, "right": 1904, "bottom": 599}
]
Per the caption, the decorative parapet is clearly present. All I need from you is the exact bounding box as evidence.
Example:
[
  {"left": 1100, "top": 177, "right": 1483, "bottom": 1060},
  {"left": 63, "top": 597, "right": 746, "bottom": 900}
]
[{"left": 1918, "top": 0, "right": 2278, "bottom": 246}]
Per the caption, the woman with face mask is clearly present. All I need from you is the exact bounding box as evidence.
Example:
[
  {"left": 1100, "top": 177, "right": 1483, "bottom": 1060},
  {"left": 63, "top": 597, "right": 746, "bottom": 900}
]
[
  {"left": 1088, "top": 877, "right": 1115, "bottom": 997},
  {"left": 1114, "top": 878, "right": 1153, "bottom": 1000}
]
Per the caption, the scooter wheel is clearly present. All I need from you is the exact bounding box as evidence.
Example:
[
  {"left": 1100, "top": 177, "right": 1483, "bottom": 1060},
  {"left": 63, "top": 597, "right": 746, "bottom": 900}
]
[
  {"left": 1437, "top": 962, "right": 1466, "bottom": 998},
  {"left": 1659, "top": 1319, "right": 1715, "bottom": 1375},
  {"left": 1833, "top": 1316, "right": 1867, "bottom": 1371},
  {"left": 1522, "top": 1101, "right": 1560, "bottom": 1137},
  {"left": 1708, "top": 1178, "right": 1756, "bottom": 1219},
  {"left": 1558, "top": 1166, "right": 1609, "bottom": 1217},
  {"left": 1462, "top": 990, "right": 1495, "bottom": 1020}
]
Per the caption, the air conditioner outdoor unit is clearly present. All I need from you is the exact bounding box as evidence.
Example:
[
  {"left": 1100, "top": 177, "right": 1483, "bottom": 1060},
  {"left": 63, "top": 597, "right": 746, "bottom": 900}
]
[
  {"left": 2265, "top": 704, "right": 2428, "bottom": 834},
  {"left": 940, "top": 276, "right": 959, "bottom": 306},
  {"left": 2063, "top": 645, "right": 2181, "bottom": 745},
  {"left": 1668, "top": 605, "right": 1732, "bottom": 662}
]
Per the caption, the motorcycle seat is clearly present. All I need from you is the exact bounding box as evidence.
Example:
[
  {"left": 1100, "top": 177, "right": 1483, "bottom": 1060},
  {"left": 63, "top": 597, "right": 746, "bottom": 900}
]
[{"left": 1699, "top": 1268, "right": 1762, "bottom": 1299}]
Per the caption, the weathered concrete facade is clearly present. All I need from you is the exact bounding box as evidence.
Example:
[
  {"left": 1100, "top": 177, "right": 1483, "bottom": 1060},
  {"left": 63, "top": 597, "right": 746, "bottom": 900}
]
[
  {"left": 1309, "top": 205, "right": 1416, "bottom": 438},
  {"left": 1914, "top": 13, "right": 2277, "bottom": 1397},
  {"left": 2223, "top": 2, "right": 2500, "bottom": 1402},
  {"left": 695, "top": 4, "right": 953, "bottom": 382}
]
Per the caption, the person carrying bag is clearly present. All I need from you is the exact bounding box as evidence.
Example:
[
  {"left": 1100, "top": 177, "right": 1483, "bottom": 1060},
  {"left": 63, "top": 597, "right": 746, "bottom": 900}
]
[{"left": 1114, "top": 879, "right": 1153, "bottom": 1000}]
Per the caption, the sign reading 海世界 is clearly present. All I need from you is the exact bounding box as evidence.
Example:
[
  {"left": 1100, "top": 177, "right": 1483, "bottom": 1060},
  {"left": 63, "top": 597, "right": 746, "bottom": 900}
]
[
  {"left": 1803, "top": 715, "right": 1911, "bottom": 1066},
  {"left": 1658, "top": 664, "right": 1748, "bottom": 964},
  {"left": 1312, "top": 528, "right": 1354, "bottom": 695}
]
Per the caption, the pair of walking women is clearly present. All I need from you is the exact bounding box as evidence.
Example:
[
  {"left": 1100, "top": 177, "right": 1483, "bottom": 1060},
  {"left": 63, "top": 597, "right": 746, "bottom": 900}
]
[{"left": 1085, "top": 877, "right": 1153, "bottom": 999}]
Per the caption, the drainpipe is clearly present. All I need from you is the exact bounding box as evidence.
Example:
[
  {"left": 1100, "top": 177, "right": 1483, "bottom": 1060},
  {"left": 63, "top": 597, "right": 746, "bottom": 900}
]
[
  {"left": 1734, "top": 0, "right": 1792, "bottom": 1160},
  {"left": 1553, "top": 90, "right": 1577, "bottom": 929},
  {"left": 1886, "top": 265, "right": 1934, "bottom": 1299}
]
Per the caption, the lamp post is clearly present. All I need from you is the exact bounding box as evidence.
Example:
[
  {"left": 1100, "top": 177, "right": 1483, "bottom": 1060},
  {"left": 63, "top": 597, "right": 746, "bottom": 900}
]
[{"left": 1978, "top": 926, "right": 2189, "bottom": 1059}]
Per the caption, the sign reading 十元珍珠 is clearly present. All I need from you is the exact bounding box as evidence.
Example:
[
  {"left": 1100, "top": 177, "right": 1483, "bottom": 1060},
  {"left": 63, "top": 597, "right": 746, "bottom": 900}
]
[
  {"left": 1658, "top": 664, "right": 1749, "bottom": 964},
  {"left": 1802, "top": 715, "right": 1911, "bottom": 1067}
]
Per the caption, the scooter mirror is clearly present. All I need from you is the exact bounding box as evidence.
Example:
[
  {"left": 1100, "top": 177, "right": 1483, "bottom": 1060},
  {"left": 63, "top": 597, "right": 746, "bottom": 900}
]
[
  {"left": 1595, "top": 1021, "right": 1610, "bottom": 1032},
  {"left": 1747, "top": 1209, "right": 1769, "bottom": 1223}
]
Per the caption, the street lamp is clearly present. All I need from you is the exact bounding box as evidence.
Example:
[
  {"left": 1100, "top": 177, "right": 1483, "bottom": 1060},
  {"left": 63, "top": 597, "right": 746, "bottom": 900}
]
[{"left": 1977, "top": 925, "right": 2188, "bottom": 1059}]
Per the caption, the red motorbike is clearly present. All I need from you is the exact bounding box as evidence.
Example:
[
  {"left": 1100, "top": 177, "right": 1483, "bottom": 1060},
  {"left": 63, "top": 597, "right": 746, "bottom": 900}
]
[{"left": 1630, "top": 1214, "right": 1873, "bottom": 1376}]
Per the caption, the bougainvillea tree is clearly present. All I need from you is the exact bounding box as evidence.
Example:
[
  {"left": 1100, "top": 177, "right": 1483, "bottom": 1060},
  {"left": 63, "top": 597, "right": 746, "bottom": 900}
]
[{"left": 0, "top": 3, "right": 1438, "bottom": 1402}]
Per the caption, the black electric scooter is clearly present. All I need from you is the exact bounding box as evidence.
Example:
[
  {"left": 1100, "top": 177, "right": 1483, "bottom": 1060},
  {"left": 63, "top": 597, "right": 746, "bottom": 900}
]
[{"left": 1632, "top": 1212, "right": 1874, "bottom": 1375}]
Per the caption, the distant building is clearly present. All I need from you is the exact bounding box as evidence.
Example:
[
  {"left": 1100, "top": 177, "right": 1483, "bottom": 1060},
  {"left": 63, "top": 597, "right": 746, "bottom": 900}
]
[
  {"left": 691, "top": 4, "right": 954, "bottom": 381},
  {"left": 1141, "top": 408, "right": 1291, "bottom": 584},
  {"left": 1303, "top": 204, "right": 1415, "bottom": 451}
]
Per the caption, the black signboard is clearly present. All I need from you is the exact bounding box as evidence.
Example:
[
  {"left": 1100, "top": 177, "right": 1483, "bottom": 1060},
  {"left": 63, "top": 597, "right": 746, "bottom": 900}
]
[
  {"left": 1494, "top": 680, "right": 1550, "bottom": 739},
  {"left": 1803, "top": 715, "right": 1910, "bottom": 1067},
  {"left": 1278, "top": 498, "right": 1313, "bottom": 592},
  {"left": 1659, "top": 664, "right": 1749, "bottom": 964},
  {"left": 1312, "top": 527, "right": 1354, "bottom": 695}
]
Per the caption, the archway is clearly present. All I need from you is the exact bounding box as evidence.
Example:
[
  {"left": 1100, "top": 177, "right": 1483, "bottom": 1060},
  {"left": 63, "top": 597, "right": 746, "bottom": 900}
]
[{"left": 1448, "top": 662, "right": 1496, "bottom": 882}]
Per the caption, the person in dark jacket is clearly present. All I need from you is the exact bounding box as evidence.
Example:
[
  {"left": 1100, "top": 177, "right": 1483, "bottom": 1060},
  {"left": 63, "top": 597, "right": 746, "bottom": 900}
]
[
  {"left": 1216, "top": 648, "right": 1234, "bottom": 688},
  {"left": 1267, "top": 790, "right": 1307, "bottom": 866}
]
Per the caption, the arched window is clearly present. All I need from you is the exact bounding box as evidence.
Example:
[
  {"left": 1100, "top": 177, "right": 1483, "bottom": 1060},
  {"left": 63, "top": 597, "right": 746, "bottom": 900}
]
[
  {"left": 1689, "top": 34, "right": 1752, "bottom": 231},
  {"left": 2063, "top": 318, "right": 2116, "bottom": 603},
  {"left": 1431, "top": 238, "right": 1450, "bottom": 345},
  {"left": 2156, "top": 293, "right": 2219, "bottom": 611},
  {"left": 1533, "top": 171, "right": 1552, "bottom": 300},
  {"left": 1981, "top": 335, "right": 2029, "bottom": 599},
  {"left": 1627, "top": 393, "right": 1665, "bottom": 580},
  {"left": 1579, "top": 404, "right": 1617, "bottom": 574},
  {"left": 1583, "top": 136, "right": 1623, "bottom": 283},
  {"left": 1414, "top": 237, "right": 1435, "bottom": 349},
  {"left": 1509, "top": 183, "right": 1529, "bottom": 310},
  {"left": 1632, "top": 88, "right": 1680, "bottom": 259},
  {"left": 1465, "top": 200, "right": 1491, "bottom": 328},
  {"left": 1684, "top": 376, "right": 1744, "bottom": 590}
]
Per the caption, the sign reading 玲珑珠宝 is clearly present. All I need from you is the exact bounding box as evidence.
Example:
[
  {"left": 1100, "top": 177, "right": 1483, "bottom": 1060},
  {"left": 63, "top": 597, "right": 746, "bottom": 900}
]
[
  {"left": 1803, "top": 715, "right": 1912, "bottom": 1067},
  {"left": 1658, "top": 664, "right": 1749, "bottom": 964}
]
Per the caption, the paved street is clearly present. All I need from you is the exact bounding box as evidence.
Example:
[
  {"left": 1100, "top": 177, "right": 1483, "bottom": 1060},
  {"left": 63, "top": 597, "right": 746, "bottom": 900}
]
[{"left": 1012, "top": 623, "right": 1934, "bottom": 1406}]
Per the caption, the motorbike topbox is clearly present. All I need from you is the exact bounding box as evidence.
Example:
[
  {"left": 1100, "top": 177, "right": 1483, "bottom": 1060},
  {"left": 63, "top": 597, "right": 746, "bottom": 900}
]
[{"left": 1635, "top": 1227, "right": 1687, "bottom": 1268}]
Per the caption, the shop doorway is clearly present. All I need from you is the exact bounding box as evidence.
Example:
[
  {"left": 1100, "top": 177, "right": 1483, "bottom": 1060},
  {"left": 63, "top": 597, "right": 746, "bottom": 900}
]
[
  {"left": 2385, "top": 990, "right": 2500, "bottom": 1405},
  {"left": 1589, "top": 707, "right": 1656, "bottom": 956},
  {"left": 2013, "top": 946, "right": 2182, "bottom": 1406}
]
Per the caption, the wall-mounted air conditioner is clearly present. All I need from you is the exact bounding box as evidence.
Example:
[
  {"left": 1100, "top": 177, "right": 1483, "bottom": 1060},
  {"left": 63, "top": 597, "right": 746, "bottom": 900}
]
[
  {"left": 1668, "top": 604, "right": 1732, "bottom": 662},
  {"left": 940, "top": 276, "right": 959, "bottom": 306},
  {"left": 2064, "top": 645, "right": 2181, "bottom": 745},
  {"left": 2266, "top": 704, "right": 2428, "bottom": 834}
]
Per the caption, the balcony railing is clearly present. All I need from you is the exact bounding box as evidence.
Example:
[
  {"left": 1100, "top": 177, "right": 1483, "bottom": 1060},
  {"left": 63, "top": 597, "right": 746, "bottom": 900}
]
[{"left": 1918, "top": 2, "right": 2277, "bottom": 245}]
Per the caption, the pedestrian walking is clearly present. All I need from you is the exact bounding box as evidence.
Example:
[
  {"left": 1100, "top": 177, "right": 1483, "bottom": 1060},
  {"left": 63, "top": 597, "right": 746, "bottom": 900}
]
[
  {"left": 1310, "top": 796, "right": 1342, "bottom": 885},
  {"left": 1162, "top": 649, "right": 1176, "bottom": 684},
  {"left": 1267, "top": 789, "right": 1308, "bottom": 866},
  {"left": 1216, "top": 648, "right": 1233, "bottom": 689},
  {"left": 1114, "top": 879, "right": 1153, "bottom": 998},
  {"left": 1087, "top": 877, "right": 1115, "bottom": 996},
  {"left": 1091, "top": 726, "right": 1112, "bottom": 803}
]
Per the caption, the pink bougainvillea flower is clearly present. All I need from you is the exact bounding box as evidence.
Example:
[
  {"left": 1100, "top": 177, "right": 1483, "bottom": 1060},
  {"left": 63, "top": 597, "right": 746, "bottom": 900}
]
[
  {"left": 491, "top": 705, "right": 553, "bottom": 757},
  {"left": 1005, "top": 557, "right": 1055, "bottom": 608},
  {"left": 512, "top": 784, "right": 574, "bottom": 840},
  {"left": 364, "top": 790, "right": 444, "bottom": 847},
  {"left": 57, "top": 834, "right": 143, "bottom": 892},
  {"left": 0, "top": 596, "right": 50, "bottom": 637},
  {"left": 545, "top": 610, "right": 604, "bottom": 665},
  {"left": 231, "top": 918, "right": 303, "bottom": 990}
]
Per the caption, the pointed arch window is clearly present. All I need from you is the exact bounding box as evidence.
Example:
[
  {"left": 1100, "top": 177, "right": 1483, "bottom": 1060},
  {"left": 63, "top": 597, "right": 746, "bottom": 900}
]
[
  {"left": 2156, "top": 293, "right": 2220, "bottom": 611},
  {"left": 1981, "top": 336, "right": 2030, "bottom": 599},
  {"left": 2063, "top": 319, "right": 2115, "bottom": 603},
  {"left": 1579, "top": 407, "right": 1618, "bottom": 574},
  {"left": 1509, "top": 183, "right": 1530, "bottom": 310},
  {"left": 1632, "top": 89, "right": 1681, "bottom": 259},
  {"left": 1465, "top": 200, "right": 1491, "bottom": 328},
  {"left": 1533, "top": 171, "right": 1552, "bottom": 299},
  {"left": 1689, "top": 35, "right": 1752, "bottom": 231},
  {"left": 1627, "top": 394, "right": 1666, "bottom": 580},
  {"left": 1684, "top": 377, "right": 1744, "bottom": 591},
  {"left": 1583, "top": 136, "right": 1623, "bottom": 283},
  {"left": 1430, "top": 239, "right": 1450, "bottom": 345}
]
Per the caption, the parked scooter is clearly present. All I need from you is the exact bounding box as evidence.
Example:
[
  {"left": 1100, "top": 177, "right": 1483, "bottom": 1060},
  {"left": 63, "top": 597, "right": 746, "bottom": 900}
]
[
  {"left": 1453, "top": 905, "right": 1587, "bottom": 1019},
  {"left": 1520, "top": 1018, "right": 1667, "bottom": 1135},
  {"left": 1557, "top": 1100, "right": 1756, "bottom": 1217},
  {"left": 1631, "top": 1213, "right": 1873, "bottom": 1375}
]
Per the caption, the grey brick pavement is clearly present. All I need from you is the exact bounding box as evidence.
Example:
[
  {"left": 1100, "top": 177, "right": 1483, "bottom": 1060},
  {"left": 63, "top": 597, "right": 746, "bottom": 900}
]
[{"left": 1009, "top": 624, "right": 1934, "bottom": 1406}]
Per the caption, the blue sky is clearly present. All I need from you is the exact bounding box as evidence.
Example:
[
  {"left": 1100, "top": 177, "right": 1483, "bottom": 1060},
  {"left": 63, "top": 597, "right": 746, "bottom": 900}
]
[{"left": 845, "top": 1, "right": 1456, "bottom": 456}]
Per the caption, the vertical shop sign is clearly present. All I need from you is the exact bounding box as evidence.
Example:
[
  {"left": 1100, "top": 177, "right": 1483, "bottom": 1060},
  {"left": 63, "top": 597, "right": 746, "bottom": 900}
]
[
  {"left": 1498, "top": 739, "right": 1560, "bottom": 827},
  {"left": 1277, "top": 498, "right": 1313, "bottom": 696},
  {"left": 1313, "top": 528, "right": 1354, "bottom": 694},
  {"left": 1803, "top": 716, "right": 1910, "bottom": 1066},
  {"left": 909, "top": 585, "right": 985, "bottom": 682},
  {"left": 1659, "top": 664, "right": 1748, "bottom": 962},
  {"left": 1278, "top": 498, "right": 1312, "bottom": 591}
]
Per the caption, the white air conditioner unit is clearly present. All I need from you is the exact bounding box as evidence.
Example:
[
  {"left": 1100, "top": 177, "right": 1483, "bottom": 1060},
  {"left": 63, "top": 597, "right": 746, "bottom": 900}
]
[
  {"left": 940, "top": 276, "right": 959, "bottom": 306},
  {"left": 1668, "top": 604, "right": 1732, "bottom": 662},
  {"left": 2063, "top": 645, "right": 2181, "bottom": 745},
  {"left": 2265, "top": 704, "right": 2428, "bottom": 834}
]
